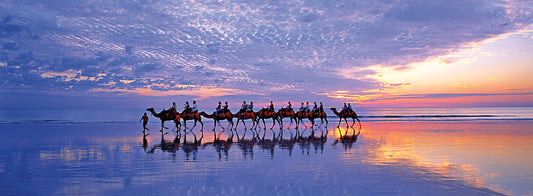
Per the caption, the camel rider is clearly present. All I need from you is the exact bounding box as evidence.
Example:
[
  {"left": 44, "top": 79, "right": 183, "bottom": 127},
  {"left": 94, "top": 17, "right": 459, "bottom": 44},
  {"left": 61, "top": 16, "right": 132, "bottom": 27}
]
[
  {"left": 184, "top": 101, "right": 190, "bottom": 113},
  {"left": 342, "top": 103, "right": 348, "bottom": 114},
  {"left": 241, "top": 101, "right": 247, "bottom": 113},
  {"left": 299, "top": 102, "right": 305, "bottom": 113},
  {"left": 319, "top": 102, "right": 324, "bottom": 113},
  {"left": 215, "top": 101, "right": 222, "bottom": 117},
  {"left": 191, "top": 101, "right": 198, "bottom": 113},
  {"left": 246, "top": 101, "right": 253, "bottom": 112},
  {"left": 348, "top": 103, "right": 353, "bottom": 113},
  {"left": 305, "top": 102, "right": 310, "bottom": 114},
  {"left": 287, "top": 101, "right": 292, "bottom": 111},
  {"left": 223, "top": 101, "right": 229, "bottom": 113}
]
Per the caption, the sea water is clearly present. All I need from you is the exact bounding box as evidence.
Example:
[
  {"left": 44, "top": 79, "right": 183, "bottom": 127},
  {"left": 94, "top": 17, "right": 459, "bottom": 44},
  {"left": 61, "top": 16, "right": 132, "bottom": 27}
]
[
  {"left": 0, "top": 107, "right": 532, "bottom": 195},
  {"left": 1, "top": 107, "right": 532, "bottom": 124}
]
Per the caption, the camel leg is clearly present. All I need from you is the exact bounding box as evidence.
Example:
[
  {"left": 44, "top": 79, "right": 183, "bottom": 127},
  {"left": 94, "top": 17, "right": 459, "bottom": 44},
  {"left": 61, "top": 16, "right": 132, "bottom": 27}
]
[
  {"left": 162, "top": 120, "right": 169, "bottom": 130},
  {"left": 252, "top": 119, "right": 257, "bottom": 130},
  {"left": 226, "top": 119, "right": 233, "bottom": 131},
  {"left": 288, "top": 117, "right": 293, "bottom": 129},
  {"left": 234, "top": 119, "right": 240, "bottom": 130},
  {"left": 270, "top": 117, "right": 276, "bottom": 130},
  {"left": 174, "top": 121, "right": 180, "bottom": 132},
  {"left": 337, "top": 117, "right": 342, "bottom": 127},
  {"left": 189, "top": 120, "right": 197, "bottom": 132},
  {"left": 344, "top": 118, "right": 349, "bottom": 127}
]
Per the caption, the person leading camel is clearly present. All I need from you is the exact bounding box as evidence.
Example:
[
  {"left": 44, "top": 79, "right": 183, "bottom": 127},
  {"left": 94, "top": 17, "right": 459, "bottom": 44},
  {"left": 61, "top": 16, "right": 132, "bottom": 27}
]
[{"left": 140, "top": 113, "right": 149, "bottom": 131}]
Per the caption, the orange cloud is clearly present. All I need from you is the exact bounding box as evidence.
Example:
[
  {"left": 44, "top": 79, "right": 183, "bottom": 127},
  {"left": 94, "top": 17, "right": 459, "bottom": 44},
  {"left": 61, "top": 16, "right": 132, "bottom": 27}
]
[{"left": 91, "top": 85, "right": 253, "bottom": 99}]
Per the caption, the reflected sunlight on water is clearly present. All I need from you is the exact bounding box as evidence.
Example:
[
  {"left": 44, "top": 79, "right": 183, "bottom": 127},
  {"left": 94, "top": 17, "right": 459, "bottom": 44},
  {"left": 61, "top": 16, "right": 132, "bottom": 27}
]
[{"left": 1, "top": 121, "right": 531, "bottom": 195}]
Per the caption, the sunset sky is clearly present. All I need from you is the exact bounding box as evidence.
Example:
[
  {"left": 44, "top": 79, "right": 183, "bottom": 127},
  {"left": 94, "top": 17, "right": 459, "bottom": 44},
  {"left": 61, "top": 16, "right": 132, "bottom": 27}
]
[{"left": 1, "top": 0, "right": 532, "bottom": 109}]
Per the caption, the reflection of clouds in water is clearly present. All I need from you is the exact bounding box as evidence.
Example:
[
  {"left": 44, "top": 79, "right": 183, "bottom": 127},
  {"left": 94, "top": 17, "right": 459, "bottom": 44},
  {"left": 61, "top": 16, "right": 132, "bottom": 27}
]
[
  {"left": 2, "top": 121, "right": 521, "bottom": 195},
  {"left": 39, "top": 136, "right": 138, "bottom": 162},
  {"left": 352, "top": 122, "right": 519, "bottom": 195},
  {"left": 56, "top": 177, "right": 125, "bottom": 195}
]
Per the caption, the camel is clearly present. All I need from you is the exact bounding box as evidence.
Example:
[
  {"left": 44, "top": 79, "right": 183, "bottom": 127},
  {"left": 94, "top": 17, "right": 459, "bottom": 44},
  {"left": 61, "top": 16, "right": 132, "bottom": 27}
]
[
  {"left": 180, "top": 110, "right": 204, "bottom": 131},
  {"left": 199, "top": 110, "right": 234, "bottom": 131},
  {"left": 330, "top": 108, "right": 361, "bottom": 127},
  {"left": 295, "top": 110, "right": 328, "bottom": 129},
  {"left": 233, "top": 110, "right": 257, "bottom": 130},
  {"left": 310, "top": 110, "right": 328, "bottom": 127},
  {"left": 277, "top": 107, "right": 296, "bottom": 129},
  {"left": 256, "top": 108, "right": 280, "bottom": 130},
  {"left": 146, "top": 108, "right": 181, "bottom": 131},
  {"left": 295, "top": 111, "right": 310, "bottom": 129},
  {"left": 333, "top": 126, "right": 361, "bottom": 150}
]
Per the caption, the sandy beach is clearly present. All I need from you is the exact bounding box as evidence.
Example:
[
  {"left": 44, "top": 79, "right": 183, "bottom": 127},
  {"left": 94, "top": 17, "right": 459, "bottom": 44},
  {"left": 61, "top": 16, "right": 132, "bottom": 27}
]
[{"left": 1, "top": 119, "right": 531, "bottom": 195}]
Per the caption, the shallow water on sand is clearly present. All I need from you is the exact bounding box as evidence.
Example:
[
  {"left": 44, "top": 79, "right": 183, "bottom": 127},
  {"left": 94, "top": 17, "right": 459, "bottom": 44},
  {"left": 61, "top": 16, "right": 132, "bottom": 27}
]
[{"left": 0, "top": 120, "right": 532, "bottom": 195}]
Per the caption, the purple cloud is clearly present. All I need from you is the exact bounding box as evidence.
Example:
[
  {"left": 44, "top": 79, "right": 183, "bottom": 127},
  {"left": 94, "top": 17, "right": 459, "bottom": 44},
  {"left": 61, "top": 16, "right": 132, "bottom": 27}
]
[{"left": 0, "top": 0, "right": 531, "bottom": 104}]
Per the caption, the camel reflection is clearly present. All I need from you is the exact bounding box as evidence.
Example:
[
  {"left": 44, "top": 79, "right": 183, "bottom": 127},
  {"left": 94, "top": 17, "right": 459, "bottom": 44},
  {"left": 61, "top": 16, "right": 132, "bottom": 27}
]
[
  {"left": 143, "top": 126, "right": 355, "bottom": 160},
  {"left": 333, "top": 126, "right": 361, "bottom": 151},
  {"left": 202, "top": 131, "right": 233, "bottom": 161},
  {"left": 146, "top": 131, "right": 181, "bottom": 156},
  {"left": 238, "top": 131, "right": 256, "bottom": 160},
  {"left": 181, "top": 132, "right": 203, "bottom": 161},
  {"left": 296, "top": 128, "right": 327, "bottom": 155},
  {"left": 146, "top": 130, "right": 204, "bottom": 160},
  {"left": 278, "top": 130, "right": 296, "bottom": 156}
]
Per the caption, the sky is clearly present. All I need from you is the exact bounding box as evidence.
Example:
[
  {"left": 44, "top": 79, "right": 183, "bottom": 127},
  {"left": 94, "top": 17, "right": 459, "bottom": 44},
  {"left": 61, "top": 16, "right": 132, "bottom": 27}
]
[{"left": 1, "top": 0, "right": 532, "bottom": 109}]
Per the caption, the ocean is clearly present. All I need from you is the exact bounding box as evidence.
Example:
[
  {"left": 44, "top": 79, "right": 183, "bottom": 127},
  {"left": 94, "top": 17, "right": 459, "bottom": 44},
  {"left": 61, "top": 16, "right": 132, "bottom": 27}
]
[
  {"left": 1, "top": 107, "right": 532, "bottom": 124},
  {"left": 0, "top": 107, "right": 532, "bottom": 195}
]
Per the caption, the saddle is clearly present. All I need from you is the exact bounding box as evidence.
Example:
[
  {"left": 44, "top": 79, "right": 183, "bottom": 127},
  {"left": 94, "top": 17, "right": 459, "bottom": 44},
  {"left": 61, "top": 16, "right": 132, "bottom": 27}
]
[{"left": 241, "top": 111, "right": 253, "bottom": 118}]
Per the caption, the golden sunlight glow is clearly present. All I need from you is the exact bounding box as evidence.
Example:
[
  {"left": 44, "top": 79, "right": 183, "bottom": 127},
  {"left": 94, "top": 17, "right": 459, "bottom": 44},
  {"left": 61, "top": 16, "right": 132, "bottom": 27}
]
[
  {"left": 343, "top": 121, "right": 533, "bottom": 195},
  {"left": 40, "top": 69, "right": 81, "bottom": 79},
  {"left": 334, "top": 29, "right": 533, "bottom": 106}
]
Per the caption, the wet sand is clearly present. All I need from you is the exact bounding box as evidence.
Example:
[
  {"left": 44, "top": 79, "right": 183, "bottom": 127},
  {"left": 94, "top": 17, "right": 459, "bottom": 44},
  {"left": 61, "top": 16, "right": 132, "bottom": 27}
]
[{"left": 0, "top": 120, "right": 531, "bottom": 195}]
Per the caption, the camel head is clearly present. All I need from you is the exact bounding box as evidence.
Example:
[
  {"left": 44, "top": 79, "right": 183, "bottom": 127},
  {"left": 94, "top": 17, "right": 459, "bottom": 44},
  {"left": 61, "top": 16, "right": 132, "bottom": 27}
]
[{"left": 146, "top": 107, "right": 154, "bottom": 111}]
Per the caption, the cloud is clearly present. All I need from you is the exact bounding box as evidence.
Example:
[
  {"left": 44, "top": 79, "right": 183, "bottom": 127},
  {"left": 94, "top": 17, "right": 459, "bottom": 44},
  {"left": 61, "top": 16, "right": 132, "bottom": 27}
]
[{"left": 0, "top": 0, "right": 531, "bottom": 101}]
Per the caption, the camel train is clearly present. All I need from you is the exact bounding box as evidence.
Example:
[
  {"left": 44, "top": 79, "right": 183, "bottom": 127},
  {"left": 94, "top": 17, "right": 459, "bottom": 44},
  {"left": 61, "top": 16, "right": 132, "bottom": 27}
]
[{"left": 145, "top": 101, "right": 360, "bottom": 133}]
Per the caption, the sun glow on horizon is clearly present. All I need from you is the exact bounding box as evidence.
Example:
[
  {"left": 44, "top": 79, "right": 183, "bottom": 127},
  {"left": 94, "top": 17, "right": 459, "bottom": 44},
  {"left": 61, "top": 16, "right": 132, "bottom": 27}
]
[{"left": 328, "top": 29, "right": 533, "bottom": 107}]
